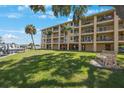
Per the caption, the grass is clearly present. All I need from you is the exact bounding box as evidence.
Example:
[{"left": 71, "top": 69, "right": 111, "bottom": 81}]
[{"left": 0, "top": 50, "right": 124, "bottom": 88}]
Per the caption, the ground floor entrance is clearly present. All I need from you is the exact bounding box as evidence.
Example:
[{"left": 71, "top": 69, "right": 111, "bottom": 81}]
[
  {"left": 81, "top": 44, "right": 93, "bottom": 51},
  {"left": 60, "top": 44, "right": 67, "bottom": 50},
  {"left": 97, "top": 43, "right": 114, "bottom": 52},
  {"left": 69, "top": 44, "right": 79, "bottom": 50},
  {"left": 47, "top": 44, "right": 51, "bottom": 49}
]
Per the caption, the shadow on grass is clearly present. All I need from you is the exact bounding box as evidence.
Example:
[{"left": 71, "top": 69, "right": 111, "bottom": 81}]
[{"left": 0, "top": 52, "right": 124, "bottom": 87}]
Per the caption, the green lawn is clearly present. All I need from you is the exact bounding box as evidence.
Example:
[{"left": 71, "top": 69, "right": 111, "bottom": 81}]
[{"left": 0, "top": 50, "right": 124, "bottom": 88}]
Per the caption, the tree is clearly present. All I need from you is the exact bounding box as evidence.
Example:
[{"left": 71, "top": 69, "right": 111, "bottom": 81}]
[
  {"left": 61, "top": 24, "right": 73, "bottom": 43},
  {"left": 25, "top": 24, "right": 36, "bottom": 49},
  {"left": 46, "top": 30, "right": 52, "bottom": 35},
  {"left": 30, "top": 5, "right": 88, "bottom": 21},
  {"left": 30, "top": 5, "right": 124, "bottom": 20},
  {"left": 112, "top": 5, "right": 124, "bottom": 19}
]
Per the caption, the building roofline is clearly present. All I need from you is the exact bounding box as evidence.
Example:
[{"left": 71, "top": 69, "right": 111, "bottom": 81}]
[{"left": 41, "top": 9, "right": 114, "bottom": 31}]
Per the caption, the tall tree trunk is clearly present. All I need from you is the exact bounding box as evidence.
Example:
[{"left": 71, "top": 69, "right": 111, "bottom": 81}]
[{"left": 31, "top": 34, "right": 36, "bottom": 50}]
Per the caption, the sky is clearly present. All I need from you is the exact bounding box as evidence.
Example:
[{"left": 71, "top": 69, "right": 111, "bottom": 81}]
[{"left": 0, "top": 5, "right": 112, "bottom": 44}]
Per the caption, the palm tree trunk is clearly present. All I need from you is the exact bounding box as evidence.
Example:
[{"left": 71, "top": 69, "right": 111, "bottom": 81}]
[{"left": 31, "top": 34, "right": 36, "bottom": 50}]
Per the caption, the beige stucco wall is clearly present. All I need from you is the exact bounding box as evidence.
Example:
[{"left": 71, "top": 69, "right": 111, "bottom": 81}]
[
  {"left": 85, "top": 44, "right": 94, "bottom": 51},
  {"left": 97, "top": 43, "right": 114, "bottom": 52},
  {"left": 53, "top": 44, "right": 58, "bottom": 50}
]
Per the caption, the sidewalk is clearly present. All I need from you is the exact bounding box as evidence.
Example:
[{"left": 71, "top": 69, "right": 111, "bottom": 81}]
[{"left": 0, "top": 53, "right": 16, "bottom": 59}]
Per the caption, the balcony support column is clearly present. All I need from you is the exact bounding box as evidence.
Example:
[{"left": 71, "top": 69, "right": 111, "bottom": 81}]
[
  {"left": 51, "top": 28, "right": 53, "bottom": 50},
  {"left": 114, "top": 11, "right": 119, "bottom": 53},
  {"left": 93, "top": 16, "right": 97, "bottom": 52},
  {"left": 45, "top": 35, "right": 47, "bottom": 49},
  {"left": 58, "top": 25, "right": 61, "bottom": 50},
  {"left": 67, "top": 32, "right": 70, "bottom": 50},
  {"left": 79, "top": 19, "right": 82, "bottom": 51},
  {"left": 41, "top": 31, "right": 43, "bottom": 49}
]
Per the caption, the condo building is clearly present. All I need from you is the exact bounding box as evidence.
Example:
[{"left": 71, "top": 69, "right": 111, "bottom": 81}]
[{"left": 41, "top": 10, "right": 124, "bottom": 53}]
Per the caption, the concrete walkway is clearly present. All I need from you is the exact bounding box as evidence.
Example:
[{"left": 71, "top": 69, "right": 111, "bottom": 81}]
[
  {"left": 90, "top": 59, "right": 104, "bottom": 68},
  {"left": 0, "top": 53, "right": 16, "bottom": 59}
]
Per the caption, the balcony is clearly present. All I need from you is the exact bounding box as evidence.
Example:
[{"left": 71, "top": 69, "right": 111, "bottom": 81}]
[
  {"left": 46, "top": 41, "right": 51, "bottom": 43},
  {"left": 47, "top": 35, "right": 51, "bottom": 39},
  {"left": 119, "top": 36, "right": 124, "bottom": 40},
  {"left": 53, "top": 27, "right": 59, "bottom": 32},
  {"left": 60, "top": 40, "right": 64, "bottom": 43},
  {"left": 53, "top": 40, "right": 59, "bottom": 43},
  {"left": 73, "top": 39, "right": 79, "bottom": 42},
  {"left": 97, "top": 37, "right": 113, "bottom": 42},
  {"left": 60, "top": 40, "right": 67, "bottom": 43},
  {"left": 97, "top": 15, "right": 113, "bottom": 22},
  {"left": 81, "top": 39, "right": 93, "bottom": 43},
  {"left": 81, "top": 27, "right": 94, "bottom": 34},
  {"left": 61, "top": 34, "right": 64, "bottom": 37},
  {"left": 53, "top": 34, "right": 58, "bottom": 37},
  {"left": 74, "top": 24, "right": 79, "bottom": 27},
  {"left": 42, "top": 36, "right": 46, "bottom": 39},
  {"left": 73, "top": 32, "right": 79, "bottom": 36},
  {"left": 82, "top": 20, "right": 94, "bottom": 25},
  {"left": 97, "top": 26, "right": 113, "bottom": 33},
  {"left": 119, "top": 24, "right": 124, "bottom": 30}
]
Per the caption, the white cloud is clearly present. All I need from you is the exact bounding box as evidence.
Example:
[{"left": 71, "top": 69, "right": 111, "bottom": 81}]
[
  {"left": 86, "top": 9, "right": 99, "bottom": 15},
  {"left": 38, "top": 15, "right": 47, "bottom": 18},
  {"left": 7, "top": 13, "right": 23, "bottom": 19},
  {"left": 45, "top": 5, "right": 51, "bottom": 9},
  {"left": 18, "top": 6, "right": 25, "bottom": 11},
  {"left": 67, "top": 18, "right": 72, "bottom": 21},
  {"left": 47, "top": 11, "right": 55, "bottom": 19},
  {"left": 2, "top": 34, "right": 19, "bottom": 43},
  {"left": 0, "top": 29, "right": 24, "bottom": 34},
  {"left": 66, "top": 13, "right": 73, "bottom": 21},
  {"left": 18, "top": 5, "right": 29, "bottom": 11},
  {"left": 100, "top": 7, "right": 109, "bottom": 12},
  {"left": 86, "top": 7, "right": 110, "bottom": 16},
  {"left": 0, "top": 13, "right": 23, "bottom": 19},
  {"left": 36, "top": 10, "right": 55, "bottom": 19}
]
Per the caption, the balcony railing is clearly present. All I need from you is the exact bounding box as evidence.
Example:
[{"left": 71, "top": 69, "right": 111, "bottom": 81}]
[
  {"left": 61, "top": 34, "right": 64, "bottom": 36},
  {"left": 74, "top": 24, "right": 79, "bottom": 27},
  {"left": 81, "top": 39, "right": 93, "bottom": 42},
  {"left": 73, "top": 32, "right": 79, "bottom": 35},
  {"left": 71, "top": 40, "right": 79, "bottom": 42},
  {"left": 82, "top": 20, "right": 94, "bottom": 25},
  {"left": 53, "top": 40, "right": 58, "bottom": 43},
  {"left": 97, "top": 38, "right": 113, "bottom": 41},
  {"left": 97, "top": 15, "right": 113, "bottom": 22},
  {"left": 119, "top": 36, "right": 124, "bottom": 40},
  {"left": 60, "top": 40, "right": 67, "bottom": 43},
  {"left": 82, "top": 30, "right": 94, "bottom": 34},
  {"left": 53, "top": 34, "right": 58, "bottom": 37},
  {"left": 53, "top": 28, "right": 59, "bottom": 32},
  {"left": 47, "top": 35, "right": 51, "bottom": 39},
  {"left": 42, "top": 36, "right": 46, "bottom": 38},
  {"left": 97, "top": 26, "right": 113, "bottom": 32},
  {"left": 119, "top": 24, "right": 124, "bottom": 30},
  {"left": 47, "top": 41, "right": 51, "bottom": 43}
]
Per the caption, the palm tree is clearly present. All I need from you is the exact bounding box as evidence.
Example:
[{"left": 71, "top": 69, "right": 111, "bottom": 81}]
[
  {"left": 30, "top": 5, "right": 45, "bottom": 13},
  {"left": 30, "top": 5, "right": 124, "bottom": 20},
  {"left": 25, "top": 24, "right": 36, "bottom": 49},
  {"left": 61, "top": 24, "right": 73, "bottom": 43},
  {"left": 47, "top": 30, "right": 52, "bottom": 35},
  {"left": 30, "top": 5, "right": 88, "bottom": 21}
]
